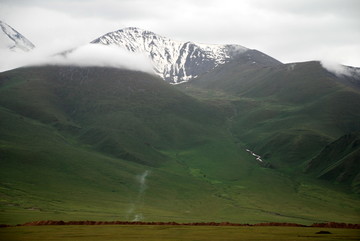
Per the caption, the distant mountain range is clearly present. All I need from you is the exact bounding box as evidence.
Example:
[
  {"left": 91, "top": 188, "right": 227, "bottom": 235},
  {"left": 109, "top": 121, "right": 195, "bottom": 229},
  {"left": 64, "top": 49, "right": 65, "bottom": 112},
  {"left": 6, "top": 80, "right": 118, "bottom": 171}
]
[
  {"left": 1, "top": 23, "right": 358, "bottom": 85},
  {"left": 91, "top": 27, "right": 281, "bottom": 83},
  {"left": 0, "top": 20, "right": 35, "bottom": 52}
]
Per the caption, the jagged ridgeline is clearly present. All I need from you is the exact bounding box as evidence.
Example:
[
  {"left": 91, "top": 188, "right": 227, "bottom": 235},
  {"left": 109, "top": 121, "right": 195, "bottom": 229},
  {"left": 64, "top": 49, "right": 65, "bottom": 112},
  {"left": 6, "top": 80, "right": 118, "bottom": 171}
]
[{"left": 91, "top": 27, "right": 281, "bottom": 83}]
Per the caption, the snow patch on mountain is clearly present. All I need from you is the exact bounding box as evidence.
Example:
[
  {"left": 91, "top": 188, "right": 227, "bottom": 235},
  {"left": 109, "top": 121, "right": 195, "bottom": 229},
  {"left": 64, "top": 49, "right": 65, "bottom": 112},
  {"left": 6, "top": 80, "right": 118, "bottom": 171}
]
[
  {"left": 0, "top": 20, "right": 35, "bottom": 52},
  {"left": 91, "top": 27, "right": 248, "bottom": 83}
]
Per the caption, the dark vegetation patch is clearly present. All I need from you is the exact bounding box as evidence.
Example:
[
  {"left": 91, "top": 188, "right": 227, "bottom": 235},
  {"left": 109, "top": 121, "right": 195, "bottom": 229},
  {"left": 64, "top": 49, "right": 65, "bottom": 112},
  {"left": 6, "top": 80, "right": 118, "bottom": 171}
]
[
  {"left": 1, "top": 221, "right": 357, "bottom": 229},
  {"left": 316, "top": 230, "right": 332, "bottom": 234}
]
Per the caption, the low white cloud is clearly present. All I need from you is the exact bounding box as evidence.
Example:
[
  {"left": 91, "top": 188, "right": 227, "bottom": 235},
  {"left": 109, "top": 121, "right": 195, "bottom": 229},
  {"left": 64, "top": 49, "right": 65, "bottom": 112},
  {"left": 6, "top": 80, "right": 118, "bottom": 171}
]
[
  {"left": 1, "top": 0, "right": 359, "bottom": 67},
  {"left": 320, "top": 60, "right": 360, "bottom": 78},
  {"left": 49, "top": 44, "right": 154, "bottom": 72},
  {"left": 0, "top": 44, "right": 154, "bottom": 74}
]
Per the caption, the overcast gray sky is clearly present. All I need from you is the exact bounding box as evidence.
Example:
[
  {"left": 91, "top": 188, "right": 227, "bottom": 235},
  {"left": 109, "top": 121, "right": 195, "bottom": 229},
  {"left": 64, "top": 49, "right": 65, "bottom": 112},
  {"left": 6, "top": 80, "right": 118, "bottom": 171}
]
[{"left": 1, "top": 0, "right": 359, "bottom": 66}]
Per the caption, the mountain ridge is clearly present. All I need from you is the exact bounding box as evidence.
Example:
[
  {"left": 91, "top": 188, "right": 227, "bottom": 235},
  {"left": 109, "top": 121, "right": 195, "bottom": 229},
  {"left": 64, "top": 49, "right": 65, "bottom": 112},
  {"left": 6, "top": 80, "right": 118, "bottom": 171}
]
[{"left": 91, "top": 27, "right": 282, "bottom": 83}]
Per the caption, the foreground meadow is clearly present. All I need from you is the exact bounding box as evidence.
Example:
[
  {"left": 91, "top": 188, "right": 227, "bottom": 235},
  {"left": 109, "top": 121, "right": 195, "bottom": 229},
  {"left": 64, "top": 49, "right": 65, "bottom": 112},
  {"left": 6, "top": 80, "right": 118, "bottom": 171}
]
[{"left": 0, "top": 225, "right": 359, "bottom": 241}]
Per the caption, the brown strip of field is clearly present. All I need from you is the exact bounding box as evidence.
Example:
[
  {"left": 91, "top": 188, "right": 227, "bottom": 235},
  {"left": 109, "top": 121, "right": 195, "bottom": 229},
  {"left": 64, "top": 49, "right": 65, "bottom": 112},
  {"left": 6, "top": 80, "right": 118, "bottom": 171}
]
[{"left": 1, "top": 221, "right": 359, "bottom": 229}]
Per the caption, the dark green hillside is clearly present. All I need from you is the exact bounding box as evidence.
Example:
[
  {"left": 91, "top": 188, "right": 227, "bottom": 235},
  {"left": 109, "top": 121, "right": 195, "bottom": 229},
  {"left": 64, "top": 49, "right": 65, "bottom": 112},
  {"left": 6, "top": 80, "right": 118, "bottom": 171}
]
[
  {"left": 183, "top": 61, "right": 360, "bottom": 187},
  {"left": 306, "top": 132, "right": 360, "bottom": 193},
  {"left": 0, "top": 66, "right": 222, "bottom": 166},
  {"left": 0, "top": 66, "right": 231, "bottom": 224},
  {"left": 0, "top": 66, "right": 359, "bottom": 225}
]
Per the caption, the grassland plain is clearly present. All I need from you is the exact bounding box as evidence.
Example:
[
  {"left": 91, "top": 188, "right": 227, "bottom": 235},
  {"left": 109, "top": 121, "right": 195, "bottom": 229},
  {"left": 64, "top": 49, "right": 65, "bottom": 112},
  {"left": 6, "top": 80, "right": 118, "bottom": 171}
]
[
  {"left": 1, "top": 225, "right": 359, "bottom": 241},
  {"left": 0, "top": 65, "right": 359, "bottom": 226}
]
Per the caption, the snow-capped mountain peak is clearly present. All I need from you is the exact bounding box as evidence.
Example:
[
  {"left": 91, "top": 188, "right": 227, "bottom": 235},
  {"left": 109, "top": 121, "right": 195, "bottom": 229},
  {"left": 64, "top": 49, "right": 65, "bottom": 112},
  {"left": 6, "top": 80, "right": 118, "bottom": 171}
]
[
  {"left": 91, "top": 27, "right": 254, "bottom": 83},
  {"left": 0, "top": 20, "right": 35, "bottom": 52}
]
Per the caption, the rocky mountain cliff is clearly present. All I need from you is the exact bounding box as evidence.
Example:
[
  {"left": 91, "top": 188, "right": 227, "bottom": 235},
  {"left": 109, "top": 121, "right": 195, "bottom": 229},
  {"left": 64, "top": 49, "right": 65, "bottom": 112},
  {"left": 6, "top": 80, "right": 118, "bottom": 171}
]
[{"left": 91, "top": 27, "right": 281, "bottom": 83}]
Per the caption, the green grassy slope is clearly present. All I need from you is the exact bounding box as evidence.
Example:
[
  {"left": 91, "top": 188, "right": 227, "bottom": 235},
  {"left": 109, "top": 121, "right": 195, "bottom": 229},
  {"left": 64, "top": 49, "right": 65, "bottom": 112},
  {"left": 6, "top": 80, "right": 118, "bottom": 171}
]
[
  {"left": 305, "top": 132, "right": 360, "bottom": 193},
  {"left": 0, "top": 66, "right": 359, "bottom": 225},
  {"left": 0, "top": 66, "right": 223, "bottom": 166},
  {"left": 183, "top": 61, "right": 360, "bottom": 190}
]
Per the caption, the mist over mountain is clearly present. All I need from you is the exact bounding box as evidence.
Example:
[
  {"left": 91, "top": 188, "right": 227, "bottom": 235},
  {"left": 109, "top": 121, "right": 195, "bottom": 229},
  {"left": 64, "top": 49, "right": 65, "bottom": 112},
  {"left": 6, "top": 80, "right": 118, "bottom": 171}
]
[{"left": 0, "top": 40, "right": 153, "bottom": 74}]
